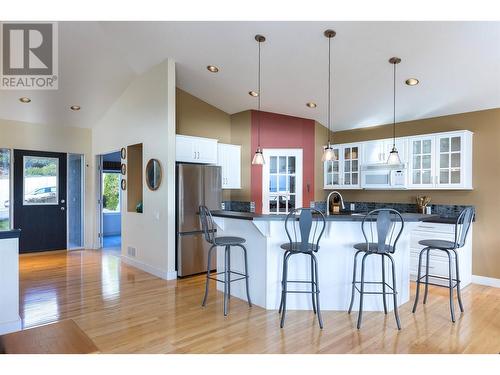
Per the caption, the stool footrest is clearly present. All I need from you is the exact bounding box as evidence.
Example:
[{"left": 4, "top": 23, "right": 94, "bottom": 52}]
[
  {"left": 417, "top": 274, "right": 459, "bottom": 289},
  {"left": 207, "top": 270, "right": 249, "bottom": 284},
  {"left": 283, "top": 279, "right": 318, "bottom": 286},
  {"left": 353, "top": 281, "right": 396, "bottom": 295},
  {"left": 284, "top": 290, "right": 320, "bottom": 294}
]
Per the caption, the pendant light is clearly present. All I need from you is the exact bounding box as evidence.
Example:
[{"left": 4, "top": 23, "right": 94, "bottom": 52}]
[
  {"left": 322, "top": 29, "right": 336, "bottom": 162},
  {"left": 387, "top": 57, "right": 402, "bottom": 165},
  {"left": 252, "top": 34, "right": 266, "bottom": 165}
]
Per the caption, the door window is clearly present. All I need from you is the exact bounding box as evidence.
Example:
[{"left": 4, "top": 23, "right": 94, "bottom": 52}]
[
  {"left": 23, "top": 156, "right": 58, "bottom": 205},
  {"left": 263, "top": 149, "right": 303, "bottom": 214}
]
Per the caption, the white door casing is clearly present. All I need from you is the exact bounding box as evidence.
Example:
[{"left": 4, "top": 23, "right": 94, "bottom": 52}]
[{"left": 262, "top": 148, "right": 303, "bottom": 214}]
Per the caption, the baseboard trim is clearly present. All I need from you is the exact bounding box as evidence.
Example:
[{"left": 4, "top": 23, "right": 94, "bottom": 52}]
[
  {"left": 121, "top": 255, "right": 177, "bottom": 280},
  {"left": 0, "top": 317, "right": 22, "bottom": 335},
  {"left": 472, "top": 275, "right": 500, "bottom": 288}
]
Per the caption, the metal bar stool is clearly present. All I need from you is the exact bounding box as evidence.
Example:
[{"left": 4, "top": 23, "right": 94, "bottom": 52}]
[
  {"left": 279, "top": 208, "right": 326, "bottom": 329},
  {"left": 199, "top": 205, "right": 252, "bottom": 316},
  {"left": 412, "top": 207, "right": 475, "bottom": 322},
  {"left": 348, "top": 209, "right": 404, "bottom": 330}
]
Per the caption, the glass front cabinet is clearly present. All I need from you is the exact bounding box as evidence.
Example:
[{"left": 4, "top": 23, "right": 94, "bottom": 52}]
[
  {"left": 323, "top": 130, "right": 473, "bottom": 191},
  {"left": 323, "top": 143, "right": 361, "bottom": 189},
  {"left": 408, "top": 130, "right": 473, "bottom": 190}
]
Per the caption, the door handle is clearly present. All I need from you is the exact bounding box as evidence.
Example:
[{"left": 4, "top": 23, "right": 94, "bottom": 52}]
[{"left": 60, "top": 206, "right": 65, "bottom": 211}]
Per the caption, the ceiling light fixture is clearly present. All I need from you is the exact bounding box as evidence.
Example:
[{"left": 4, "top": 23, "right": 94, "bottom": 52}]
[
  {"left": 405, "top": 78, "right": 419, "bottom": 86},
  {"left": 248, "top": 91, "right": 259, "bottom": 97},
  {"left": 207, "top": 65, "right": 219, "bottom": 73},
  {"left": 19, "top": 97, "right": 31, "bottom": 103},
  {"left": 251, "top": 34, "right": 266, "bottom": 166},
  {"left": 306, "top": 102, "right": 317, "bottom": 108},
  {"left": 322, "top": 29, "right": 337, "bottom": 163},
  {"left": 70, "top": 105, "right": 81, "bottom": 111},
  {"left": 387, "top": 57, "right": 403, "bottom": 165}
]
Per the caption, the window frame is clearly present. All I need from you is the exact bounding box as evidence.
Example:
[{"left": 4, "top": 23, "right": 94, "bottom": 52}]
[{"left": 22, "top": 155, "right": 59, "bottom": 206}]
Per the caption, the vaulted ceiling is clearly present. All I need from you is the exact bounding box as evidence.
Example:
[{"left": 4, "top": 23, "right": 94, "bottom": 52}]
[{"left": 0, "top": 21, "right": 499, "bottom": 130}]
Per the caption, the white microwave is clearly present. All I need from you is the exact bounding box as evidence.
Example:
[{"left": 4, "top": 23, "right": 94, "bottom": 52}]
[{"left": 361, "top": 165, "right": 407, "bottom": 189}]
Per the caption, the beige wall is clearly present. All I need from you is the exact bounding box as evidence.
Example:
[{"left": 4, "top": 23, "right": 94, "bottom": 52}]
[
  {"left": 314, "top": 108, "right": 500, "bottom": 279},
  {"left": 229, "top": 111, "right": 252, "bottom": 201},
  {"left": 92, "top": 60, "right": 176, "bottom": 279},
  {"left": 176, "top": 89, "right": 251, "bottom": 201},
  {"left": 0, "top": 119, "right": 93, "bottom": 248},
  {"left": 176, "top": 88, "right": 231, "bottom": 143}
]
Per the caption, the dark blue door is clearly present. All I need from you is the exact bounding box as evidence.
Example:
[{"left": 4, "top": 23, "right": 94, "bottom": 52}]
[{"left": 13, "top": 150, "right": 67, "bottom": 253}]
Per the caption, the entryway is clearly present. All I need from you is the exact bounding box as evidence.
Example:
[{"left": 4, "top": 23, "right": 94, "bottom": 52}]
[
  {"left": 97, "top": 151, "right": 122, "bottom": 254},
  {"left": 12, "top": 150, "right": 84, "bottom": 253}
]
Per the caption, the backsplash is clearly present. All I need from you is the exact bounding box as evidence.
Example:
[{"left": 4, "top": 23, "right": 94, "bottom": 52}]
[
  {"left": 222, "top": 201, "right": 255, "bottom": 213},
  {"left": 223, "top": 200, "right": 474, "bottom": 219},
  {"left": 312, "top": 201, "right": 474, "bottom": 219}
]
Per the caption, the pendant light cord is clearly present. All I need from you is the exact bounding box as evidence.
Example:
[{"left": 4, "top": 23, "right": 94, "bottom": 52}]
[
  {"left": 258, "top": 39, "right": 261, "bottom": 148},
  {"left": 327, "top": 35, "right": 331, "bottom": 145},
  {"left": 392, "top": 61, "right": 396, "bottom": 148}
]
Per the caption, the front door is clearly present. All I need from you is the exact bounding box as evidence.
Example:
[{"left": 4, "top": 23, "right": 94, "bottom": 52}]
[{"left": 13, "top": 150, "right": 67, "bottom": 253}]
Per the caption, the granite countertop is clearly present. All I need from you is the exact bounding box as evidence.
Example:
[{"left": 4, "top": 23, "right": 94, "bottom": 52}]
[
  {"left": 0, "top": 229, "right": 21, "bottom": 240},
  {"left": 211, "top": 210, "right": 439, "bottom": 222}
]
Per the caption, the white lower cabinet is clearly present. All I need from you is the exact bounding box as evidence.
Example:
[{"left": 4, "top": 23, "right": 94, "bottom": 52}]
[
  {"left": 176, "top": 134, "right": 218, "bottom": 164},
  {"left": 217, "top": 143, "right": 241, "bottom": 189},
  {"left": 409, "top": 222, "right": 472, "bottom": 288}
]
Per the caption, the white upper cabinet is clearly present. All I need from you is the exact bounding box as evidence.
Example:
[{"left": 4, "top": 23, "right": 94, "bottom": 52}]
[
  {"left": 408, "top": 135, "right": 436, "bottom": 189},
  {"left": 408, "top": 130, "right": 473, "bottom": 190},
  {"left": 324, "top": 143, "right": 362, "bottom": 189},
  {"left": 176, "top": 135, "right": 218, "bottom": 164},
  {"left": 217, "top": 143, "right": 241, "bottom": 189},
  {"left": 325, "top": 130, "right": 473, "bottom": 190},
  {"left": 363, "top": 138, "right": 407, "bottom": 165}
]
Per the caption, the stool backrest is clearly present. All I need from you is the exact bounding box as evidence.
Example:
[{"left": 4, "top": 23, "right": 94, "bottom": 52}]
[
  {"left": 284, "top": 208, "right": 326, "bottom": 252},
  {"left": 454, "top": 207, "right": 475, "bottom": 249},
  {"left": 199, "top": 205, "right": 216, "bottom": 244},
  {"left": 361, "top": 209, "right": 404, "bottom": 253}
]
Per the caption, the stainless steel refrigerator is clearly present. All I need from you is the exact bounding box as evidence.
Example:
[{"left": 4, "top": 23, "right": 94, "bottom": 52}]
[{"left": 176, "top": 163, "right": 222, "bottom": 277}]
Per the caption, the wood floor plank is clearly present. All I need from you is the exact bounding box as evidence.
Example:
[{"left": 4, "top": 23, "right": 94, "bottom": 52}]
[{"left": 17, "top": 249, "right": 500, "bottom": 354}]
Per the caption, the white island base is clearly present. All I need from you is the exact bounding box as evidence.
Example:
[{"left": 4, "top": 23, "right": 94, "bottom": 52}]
[{"left": 212, "top": 215, "right": 421, "bottom": 312}]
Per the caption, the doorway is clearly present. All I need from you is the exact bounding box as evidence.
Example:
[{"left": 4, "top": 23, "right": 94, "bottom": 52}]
[
  {"left": 262, "top": 148, "right": 303, "bottom": 214},
  {"left": 13, "top": 149, "right": 67, "bottom": 253},
  {"left": 99, "top": 151, "right": 122, "bottom": 254}
]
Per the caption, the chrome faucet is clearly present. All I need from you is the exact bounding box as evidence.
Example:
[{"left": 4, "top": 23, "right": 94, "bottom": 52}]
[{"left": 326, "top": 191, "right": 345, "bottom": 215}]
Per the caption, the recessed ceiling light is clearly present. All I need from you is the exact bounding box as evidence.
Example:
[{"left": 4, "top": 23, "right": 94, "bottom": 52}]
[
  {"left": 248, "top": 91, "right": 259, "bottom": 97},
  {"left": 405, "top": 78, "right": 419, "bottom": 86},
  {"left": 306, "top": 102, "right": 317, "bottom": 108},
  {"left": 19, "top": 97, "right": 31, "bottom": 103},
  {"left": 207, "top": 65, "right": 219, "bottom": 73},
  {"left": 70, "top": 105, "right": 81, "bottom": 111}
]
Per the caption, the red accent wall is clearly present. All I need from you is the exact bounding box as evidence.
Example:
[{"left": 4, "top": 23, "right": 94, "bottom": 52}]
[{"left": 250, "top": 110, "right": 315, "bottom": 214}]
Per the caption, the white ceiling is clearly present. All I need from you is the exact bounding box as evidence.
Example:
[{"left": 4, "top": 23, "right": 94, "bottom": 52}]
[{"left": 0, "top": 21, "right": 499, "bottom": 130}]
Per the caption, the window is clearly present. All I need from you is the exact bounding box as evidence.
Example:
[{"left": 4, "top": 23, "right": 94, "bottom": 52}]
[
  {"left": 0, "top": 149, "right": 10, "bottom": 230},
  {"left": 262, "top": 149, "right": 303, "bottom": 214},
  {"left": 102, "top": 172, "right": 121, "bottom": 213},
  {"left": 23, "top": 156, "right": 58, "bottom": 205}
]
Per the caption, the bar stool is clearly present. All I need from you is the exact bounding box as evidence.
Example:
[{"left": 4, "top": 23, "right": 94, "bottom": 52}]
[
  {"left": 348, "top": 209, "right": 404, "bottom": 330},
  {"left": 279, "top": 208, "right": 326, "bottom": 329},
  {"left": 199, "top": 205, "right": 252, "bottom": 316},
  {"left": 412, "top": 207, "right": 475, "bottom": 322}
]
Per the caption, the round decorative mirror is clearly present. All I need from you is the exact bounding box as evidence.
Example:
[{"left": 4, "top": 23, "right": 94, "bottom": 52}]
[{"left": 145, "top": 159, "right": 162, "bottom": 191}]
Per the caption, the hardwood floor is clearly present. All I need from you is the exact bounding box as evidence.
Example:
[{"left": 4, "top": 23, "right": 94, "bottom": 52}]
[{"left": 19, "top": 249, "right": 500, "bottom": 354}]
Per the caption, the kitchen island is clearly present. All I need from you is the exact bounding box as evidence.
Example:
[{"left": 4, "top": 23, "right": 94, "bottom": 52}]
[
  {"left": 0, "top": 229, "right": 22, "bottom": 335},
  {"left": 210, "top": 211, "right": 437, "bottom": 312}
]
